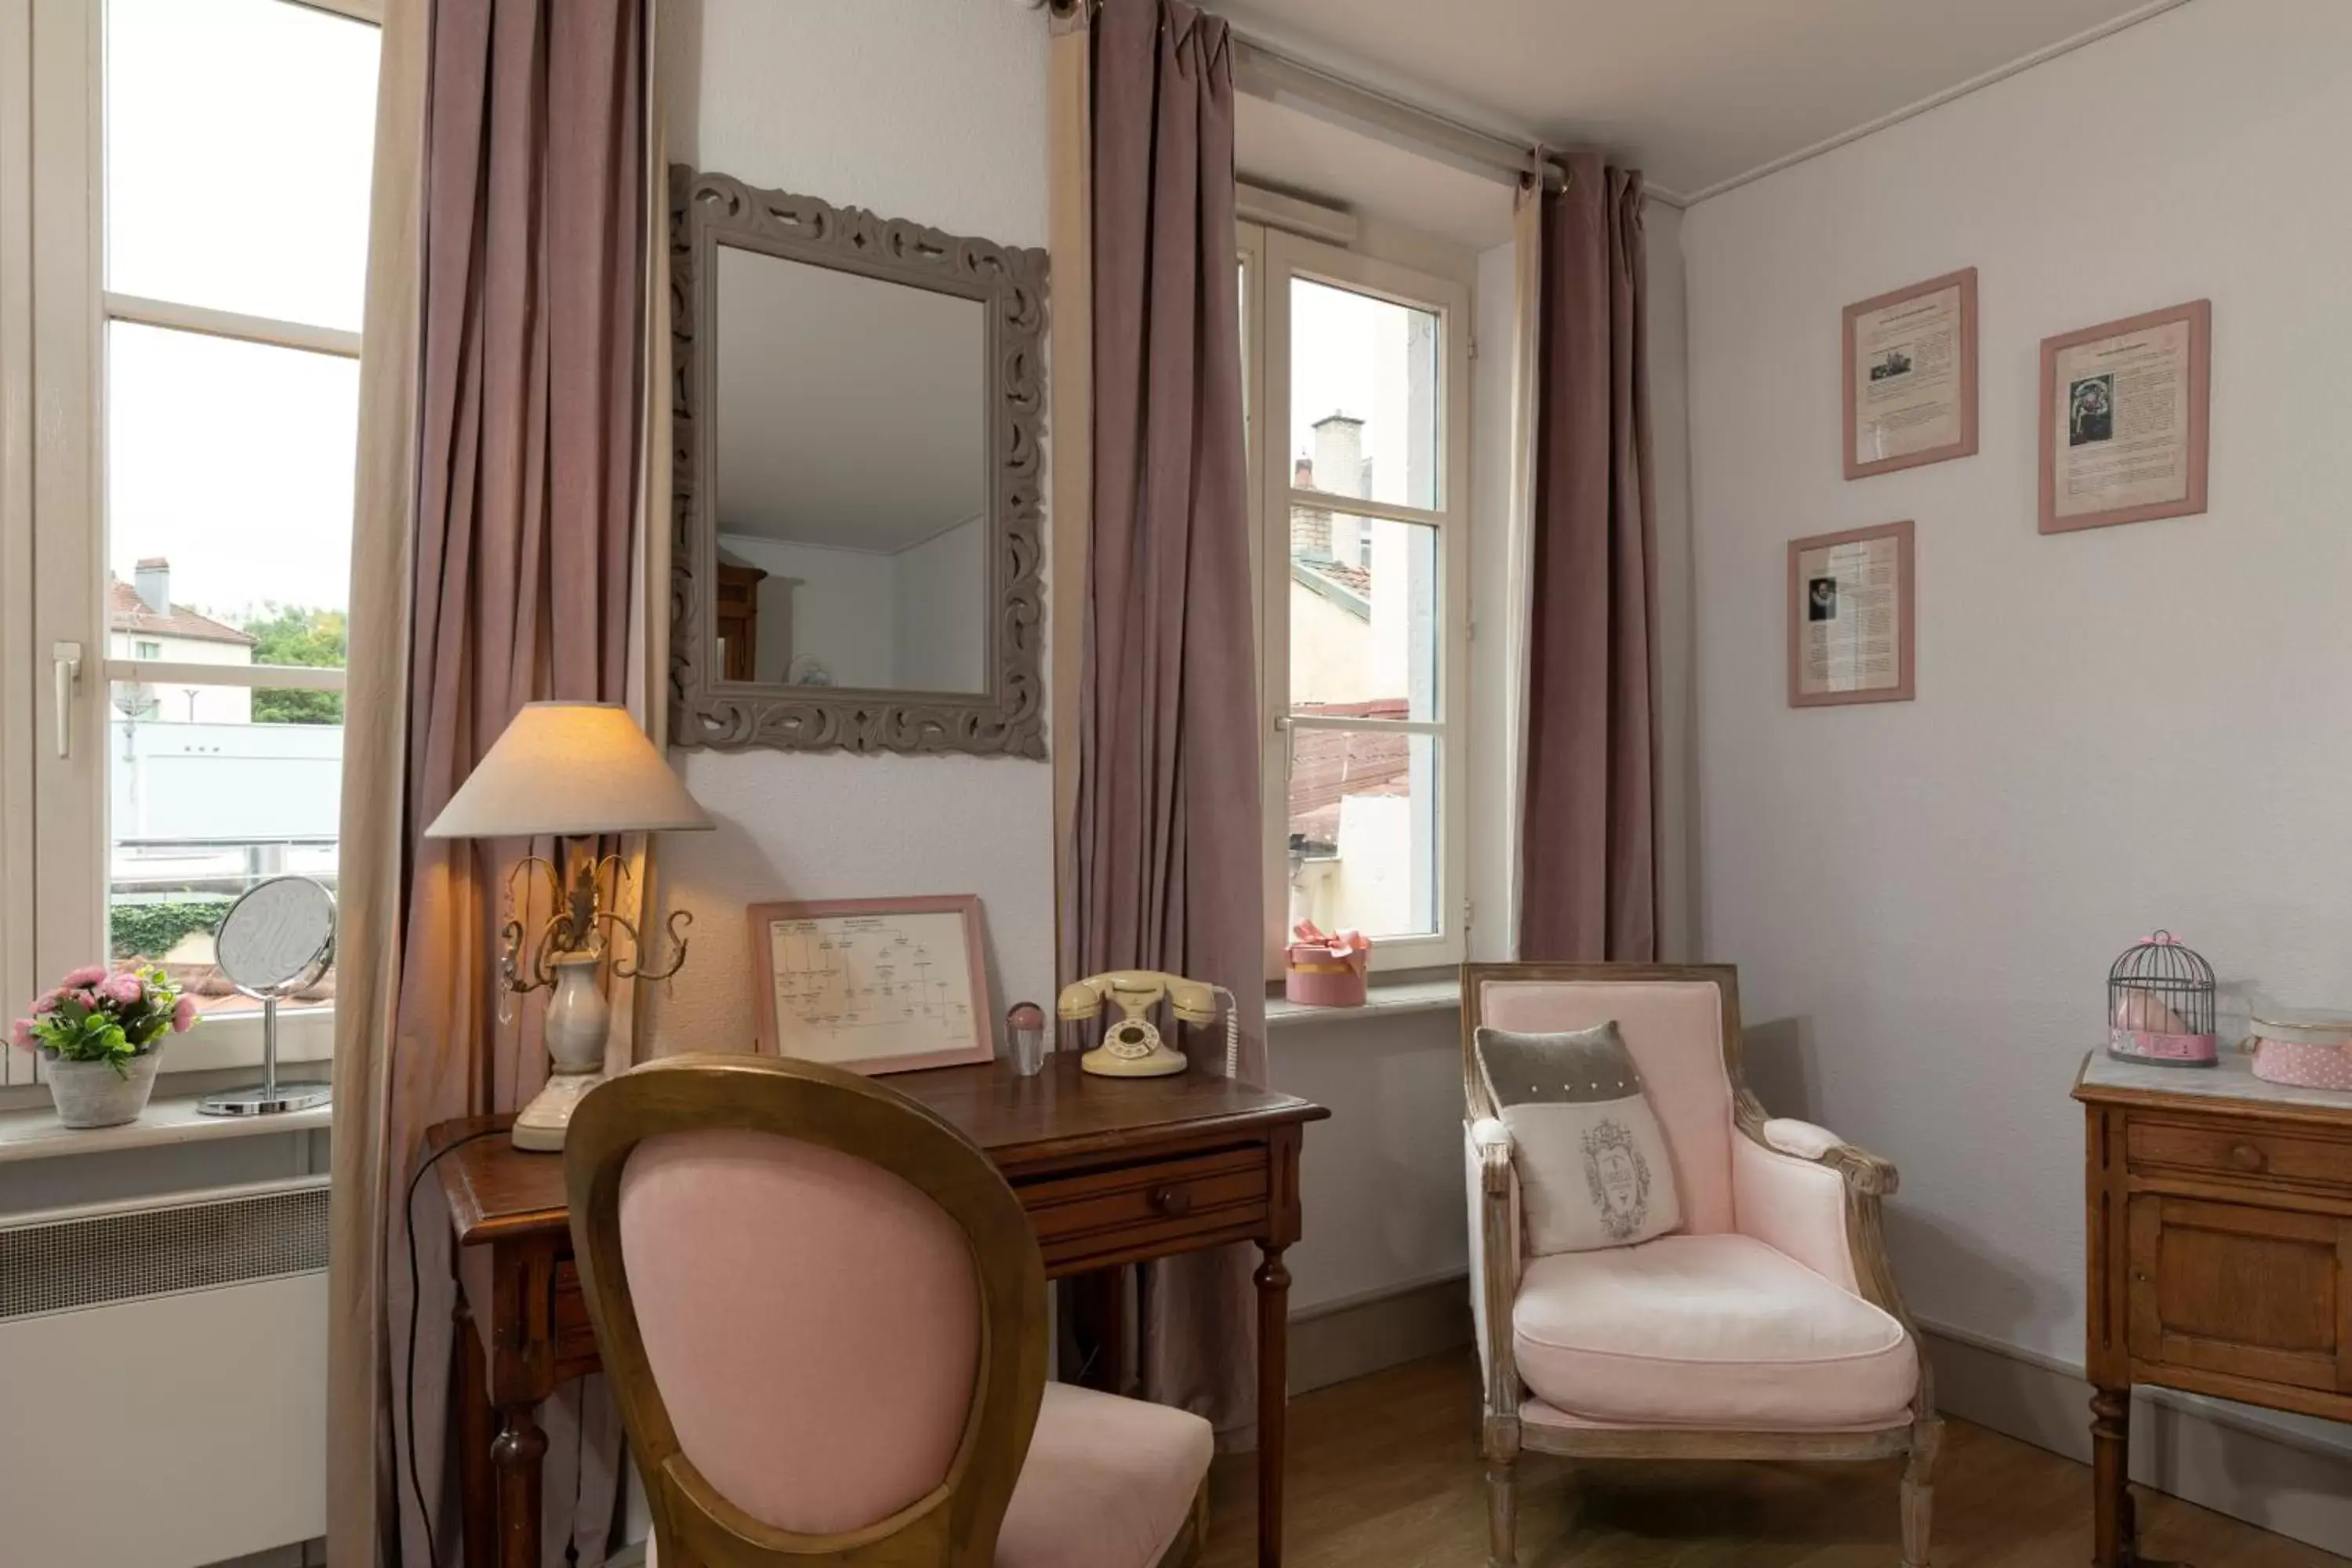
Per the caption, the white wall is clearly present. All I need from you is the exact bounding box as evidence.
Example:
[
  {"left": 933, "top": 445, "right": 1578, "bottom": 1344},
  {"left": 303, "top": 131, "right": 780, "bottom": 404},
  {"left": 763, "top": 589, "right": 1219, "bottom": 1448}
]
[
  {"left": 1682, "top": 0, "right": 2352, "bottom": 1369},
  {"left": 892, "top": 514, "right": 985, "bottom": 693},
  {"left": 718, "top": 532, "right": 896, "bottom": 688},
  {"left": 655, "top": 0, "right": 1056, "bottom": 1055}
]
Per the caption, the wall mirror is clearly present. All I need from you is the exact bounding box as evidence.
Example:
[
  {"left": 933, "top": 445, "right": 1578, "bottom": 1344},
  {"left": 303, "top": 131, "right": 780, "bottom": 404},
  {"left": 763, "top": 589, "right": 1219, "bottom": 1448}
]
[{"left": 670, "top": 166, "right": 1047, "bottom": 756}]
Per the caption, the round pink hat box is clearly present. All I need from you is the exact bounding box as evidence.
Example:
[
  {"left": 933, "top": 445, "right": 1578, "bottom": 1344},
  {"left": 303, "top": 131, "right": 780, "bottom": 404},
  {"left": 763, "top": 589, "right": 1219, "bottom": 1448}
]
[{"left": 2246, "top": 1011, "right": 2352, "bottom": 1092}]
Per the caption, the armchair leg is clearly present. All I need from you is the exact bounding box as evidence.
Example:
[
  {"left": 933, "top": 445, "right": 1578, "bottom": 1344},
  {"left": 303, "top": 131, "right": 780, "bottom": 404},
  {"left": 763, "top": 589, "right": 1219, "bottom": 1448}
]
[
  {"left": 1483, "top": 1414, "right": 1520, "bottom": 1568},
  {"left": 1901, "top": 1417, "right": 1944, "bottom": 1568}
]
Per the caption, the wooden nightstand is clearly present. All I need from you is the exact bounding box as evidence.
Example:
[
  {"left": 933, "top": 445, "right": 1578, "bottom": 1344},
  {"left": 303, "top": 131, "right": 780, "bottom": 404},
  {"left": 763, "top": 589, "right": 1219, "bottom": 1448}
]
[{"left": 2075, "top": 1050, "right": 2352, "bottom": 1567}]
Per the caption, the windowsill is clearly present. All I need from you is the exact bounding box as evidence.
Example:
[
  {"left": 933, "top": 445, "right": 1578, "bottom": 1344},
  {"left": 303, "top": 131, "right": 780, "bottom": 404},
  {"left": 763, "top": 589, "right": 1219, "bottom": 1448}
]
[
  {"left": 1266, "top": 975, "right": 1461, "bottom": 1029},
  {"left": 0, "top": 1090, "right": 332, "bottom": 1165}
]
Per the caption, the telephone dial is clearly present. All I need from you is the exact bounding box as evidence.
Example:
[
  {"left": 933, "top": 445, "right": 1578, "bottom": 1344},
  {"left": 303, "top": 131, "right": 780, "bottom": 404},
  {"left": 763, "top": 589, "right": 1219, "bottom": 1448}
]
[{"left": 1055, "top": 970, "right": 1237, "bottom": 1079}]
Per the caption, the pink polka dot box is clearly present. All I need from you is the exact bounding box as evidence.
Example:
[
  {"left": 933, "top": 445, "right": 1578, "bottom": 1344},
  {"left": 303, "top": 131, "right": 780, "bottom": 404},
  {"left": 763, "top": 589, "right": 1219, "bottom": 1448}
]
[{"left": 2245, "top": 1011, "right": 2352, "bottom": 1093}]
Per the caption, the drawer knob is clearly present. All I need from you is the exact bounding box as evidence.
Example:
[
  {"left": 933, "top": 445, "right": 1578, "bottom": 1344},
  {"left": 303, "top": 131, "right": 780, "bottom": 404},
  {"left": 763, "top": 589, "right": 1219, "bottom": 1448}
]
[
  {"left": 2228, "top": 1142, "right": 2267, "bottom": 1172},
  {"left": 1149, "top": 1185, "right": 1193, "bottom": 1218}
]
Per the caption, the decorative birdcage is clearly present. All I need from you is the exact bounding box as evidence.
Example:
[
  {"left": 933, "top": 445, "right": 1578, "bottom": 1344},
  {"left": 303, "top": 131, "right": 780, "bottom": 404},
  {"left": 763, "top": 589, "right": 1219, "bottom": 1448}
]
[{"left": 2107, "top": 931, "right": 2218, "bottom": 1067}]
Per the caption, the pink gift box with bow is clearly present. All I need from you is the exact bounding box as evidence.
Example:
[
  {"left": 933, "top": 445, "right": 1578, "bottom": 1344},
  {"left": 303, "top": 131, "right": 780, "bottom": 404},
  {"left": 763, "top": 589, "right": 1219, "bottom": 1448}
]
[{"left": 1285, "top": 920, "right": 1370, "bottom": 1007}]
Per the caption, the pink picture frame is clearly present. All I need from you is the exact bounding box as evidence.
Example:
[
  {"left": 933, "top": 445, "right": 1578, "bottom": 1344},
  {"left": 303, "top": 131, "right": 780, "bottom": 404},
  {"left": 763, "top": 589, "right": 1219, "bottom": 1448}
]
[
  {"left": 1843, "top": 267, "right": 1979, "bottom": 481},
  {"left": 1787, "top": 520, "right": 1916, "bottom": 709},
  {"left": 746, "top": 894, "right": 995, "bottom": 1076},
  {"left": 2038, "top": 299, "right": 2211, "bottom": 535}
]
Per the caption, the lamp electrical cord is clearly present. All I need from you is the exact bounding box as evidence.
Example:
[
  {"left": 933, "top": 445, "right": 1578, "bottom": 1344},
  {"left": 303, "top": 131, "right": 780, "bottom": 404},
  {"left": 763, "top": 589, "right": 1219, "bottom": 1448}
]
[{"left": 403, "top": 1124, "right": 506, "bottom": 1568}]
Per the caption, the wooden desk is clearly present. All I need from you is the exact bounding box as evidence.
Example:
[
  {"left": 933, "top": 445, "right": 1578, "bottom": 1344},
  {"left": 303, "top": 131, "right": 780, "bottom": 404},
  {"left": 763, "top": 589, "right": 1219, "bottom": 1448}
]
[
  {"left": 2076, "top": 1051, "right": 2352, "bottom": 1567},
  {"left": 430, "top": 1053, "right": 1328, "bottom": 1568}
]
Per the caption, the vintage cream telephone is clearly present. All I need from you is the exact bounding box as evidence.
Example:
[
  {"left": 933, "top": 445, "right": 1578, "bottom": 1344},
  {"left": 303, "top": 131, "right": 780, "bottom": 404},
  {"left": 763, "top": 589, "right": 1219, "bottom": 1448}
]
[{"left": 1056, "top": 970, "right": 1238, "bottom": 1079}]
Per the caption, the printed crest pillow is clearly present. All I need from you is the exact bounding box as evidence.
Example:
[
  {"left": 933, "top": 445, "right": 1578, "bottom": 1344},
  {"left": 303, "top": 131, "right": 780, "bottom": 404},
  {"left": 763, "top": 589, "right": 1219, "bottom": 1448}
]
[{"left": 1475, "top": 1021, "right": 1682, "bottom": 1254}]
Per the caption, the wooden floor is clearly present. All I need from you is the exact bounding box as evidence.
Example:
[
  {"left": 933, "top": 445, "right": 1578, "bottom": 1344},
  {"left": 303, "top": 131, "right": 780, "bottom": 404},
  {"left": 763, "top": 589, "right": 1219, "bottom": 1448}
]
[{"left": 1199, "top": 1352, "right": 2342, "bottom": 1567}]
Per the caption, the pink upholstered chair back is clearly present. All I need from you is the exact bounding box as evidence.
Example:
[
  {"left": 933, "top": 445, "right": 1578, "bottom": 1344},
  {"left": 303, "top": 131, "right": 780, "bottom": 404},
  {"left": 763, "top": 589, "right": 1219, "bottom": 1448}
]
[
  {"left": 565, "top": 1054, "right": 1047, "bottom": 1567},
  {"left": 1465, "top": 963, "right": 1744, "bottom": 1236}
]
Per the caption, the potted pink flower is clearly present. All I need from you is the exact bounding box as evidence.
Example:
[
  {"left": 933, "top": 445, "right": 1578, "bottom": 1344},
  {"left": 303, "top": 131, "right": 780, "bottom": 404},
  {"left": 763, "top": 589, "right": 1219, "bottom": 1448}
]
[{"left": 10, "top": 964, "right": 195, "bottom": 1128}]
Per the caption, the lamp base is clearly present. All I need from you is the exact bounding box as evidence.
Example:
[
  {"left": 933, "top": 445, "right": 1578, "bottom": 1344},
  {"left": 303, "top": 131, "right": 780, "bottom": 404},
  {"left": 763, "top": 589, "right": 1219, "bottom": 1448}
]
[
  {"left": 510, "top": 1069, "right": 604, "bottom": 1152},
  {"left": 197, "top": 1080, "right": 333, "bottom": 1116}
]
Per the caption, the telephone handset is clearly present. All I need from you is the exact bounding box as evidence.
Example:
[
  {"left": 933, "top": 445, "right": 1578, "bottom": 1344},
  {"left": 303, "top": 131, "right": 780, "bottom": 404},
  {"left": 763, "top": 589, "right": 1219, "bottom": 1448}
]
[{"left": 1056, "top": 970, "right": 1238, "bottom": 1079}]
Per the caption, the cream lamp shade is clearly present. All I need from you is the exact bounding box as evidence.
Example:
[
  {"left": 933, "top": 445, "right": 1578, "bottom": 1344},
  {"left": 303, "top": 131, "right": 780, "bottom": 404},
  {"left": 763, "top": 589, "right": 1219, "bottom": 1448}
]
[{"left": 424, "top": 702, "right": 712, "bottom": 839}]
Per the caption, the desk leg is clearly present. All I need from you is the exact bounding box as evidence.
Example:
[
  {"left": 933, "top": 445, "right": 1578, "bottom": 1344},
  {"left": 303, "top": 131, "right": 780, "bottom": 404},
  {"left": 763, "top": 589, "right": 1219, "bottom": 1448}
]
[
  {"left": 2090, "top": 1384, "right": 2134, "bottom": 1566},
  {"left": 1255, "top": 1242, "right": 1290, "bottom": 1568},
  {"left": 456, "top": 1305, "right": 495, "bottom": 1567},
  {"left": 492, "top": 1398, "right": 547, "bottom": 1568}
]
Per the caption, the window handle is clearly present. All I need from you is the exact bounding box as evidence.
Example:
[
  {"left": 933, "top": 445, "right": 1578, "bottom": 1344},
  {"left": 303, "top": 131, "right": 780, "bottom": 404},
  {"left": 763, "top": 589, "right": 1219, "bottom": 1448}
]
[
  {"left": 53, "top": 641, "right": 82, "bottom": 758},
  {"left": 1273, "top": 713, "right": 1294, "bottom": 780}
]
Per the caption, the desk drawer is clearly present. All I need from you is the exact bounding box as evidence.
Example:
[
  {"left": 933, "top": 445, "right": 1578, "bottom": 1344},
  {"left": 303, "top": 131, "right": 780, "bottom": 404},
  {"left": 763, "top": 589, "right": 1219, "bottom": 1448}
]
[
  {"left": 1020, "top": 1145, "right": 1268, "bottom": 1268},
  {"left": 2129, "top": 1120, "right": 2352, "bottom": 1192}
]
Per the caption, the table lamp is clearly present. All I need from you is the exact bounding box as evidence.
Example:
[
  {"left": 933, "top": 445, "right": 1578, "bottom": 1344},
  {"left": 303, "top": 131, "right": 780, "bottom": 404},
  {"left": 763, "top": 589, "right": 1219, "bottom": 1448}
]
[{"left": 424, "top": 702, "right": 713, "bottom": 1151}]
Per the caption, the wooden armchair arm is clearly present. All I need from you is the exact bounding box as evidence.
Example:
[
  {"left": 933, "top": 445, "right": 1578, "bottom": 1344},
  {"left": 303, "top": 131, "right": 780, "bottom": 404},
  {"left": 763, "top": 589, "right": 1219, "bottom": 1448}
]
[
  {"left": 1758, "top": 1115, "right": 1900, "bottom": 1197},
  {"left": 1733, "top": 1091, "right": 1933, "bottom": 1421},
  {"left": 1465, "top": 1120, "right": 1523, "bottom": 1430}
]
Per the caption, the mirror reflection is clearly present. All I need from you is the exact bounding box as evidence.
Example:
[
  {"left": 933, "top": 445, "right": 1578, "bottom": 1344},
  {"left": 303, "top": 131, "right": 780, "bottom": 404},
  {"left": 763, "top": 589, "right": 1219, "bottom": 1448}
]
[{"left": 712, "top": 243, "right": 989, "bottom": 694}]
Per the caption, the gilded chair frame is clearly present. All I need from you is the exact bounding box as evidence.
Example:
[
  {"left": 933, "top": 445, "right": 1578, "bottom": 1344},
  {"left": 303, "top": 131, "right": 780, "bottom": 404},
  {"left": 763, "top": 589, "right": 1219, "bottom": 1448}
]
[{"left": 1460, "top": 962, "right": 1941, "bottom": 1568}]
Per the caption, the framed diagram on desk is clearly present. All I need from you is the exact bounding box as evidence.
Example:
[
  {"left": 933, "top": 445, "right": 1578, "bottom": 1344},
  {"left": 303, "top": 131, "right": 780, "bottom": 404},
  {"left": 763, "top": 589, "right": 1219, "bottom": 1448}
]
[{"left": 747, "top": 894, "right": 995, "bottom": 1074}]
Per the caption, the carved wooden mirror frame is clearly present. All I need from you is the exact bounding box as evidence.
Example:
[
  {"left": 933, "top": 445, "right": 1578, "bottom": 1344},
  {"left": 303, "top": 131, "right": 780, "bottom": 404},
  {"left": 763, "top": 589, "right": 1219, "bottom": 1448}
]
[{"left": 669, "top": 165, "right": 1048, "bottom": 757}]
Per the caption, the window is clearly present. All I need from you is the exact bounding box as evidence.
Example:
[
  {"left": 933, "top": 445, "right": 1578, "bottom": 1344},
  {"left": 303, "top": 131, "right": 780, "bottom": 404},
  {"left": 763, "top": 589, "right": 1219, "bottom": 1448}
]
[
  {"left": 1240, "top": 226, "right": 1470, "bottom": 977},
  {"left": 5, "top": 0, "right": 379, "bottom": 1086}
]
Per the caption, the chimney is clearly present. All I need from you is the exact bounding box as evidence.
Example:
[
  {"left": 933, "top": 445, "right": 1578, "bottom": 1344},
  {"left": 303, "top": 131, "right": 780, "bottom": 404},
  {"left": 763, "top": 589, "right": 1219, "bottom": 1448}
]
[
  {"left": 1289, "top": 454, "right": 1333, "bottom": 564},
  {"left": 1312, "top": 414, "right": 1365, "bottom": 501},
  {"left": 134, "top": 557, "right": 170, "bottom": 615}
]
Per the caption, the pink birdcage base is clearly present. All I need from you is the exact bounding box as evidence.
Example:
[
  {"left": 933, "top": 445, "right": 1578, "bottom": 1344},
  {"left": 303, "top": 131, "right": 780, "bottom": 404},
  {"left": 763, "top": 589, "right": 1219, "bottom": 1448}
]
[{"left": 2109, "top": 1026, "right": 2218, "bottom": 1066}]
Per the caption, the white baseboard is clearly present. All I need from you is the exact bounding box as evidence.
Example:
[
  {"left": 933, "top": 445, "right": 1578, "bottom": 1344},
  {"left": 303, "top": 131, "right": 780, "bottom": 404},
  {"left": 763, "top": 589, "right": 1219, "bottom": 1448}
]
[
  {"left": 1289, "top": 1271, "right": 1474, "bottom": 1395},
  {"left": 1918, "top": 1317, "right": 2352, "bottom": 1558}
]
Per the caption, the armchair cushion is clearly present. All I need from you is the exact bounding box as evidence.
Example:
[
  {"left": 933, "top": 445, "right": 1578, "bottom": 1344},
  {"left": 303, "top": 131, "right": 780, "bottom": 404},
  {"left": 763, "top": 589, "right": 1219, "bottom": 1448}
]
[
  {"left": 1475, "top": 1022, "right": 1682, "bottom": 1253},
  {"left": 1512, "top": 1233, "right": 1918, "bottom": 1428}
]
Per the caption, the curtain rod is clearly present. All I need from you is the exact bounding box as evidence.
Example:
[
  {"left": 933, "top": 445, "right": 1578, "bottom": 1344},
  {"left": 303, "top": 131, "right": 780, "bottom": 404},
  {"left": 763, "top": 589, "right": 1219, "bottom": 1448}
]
[
  {"left": 1227, "top": 33, "right": 1566, "bottom": 192},
  {"left": 1032, "top": 0, "right": 1567, "bottom": 191}
]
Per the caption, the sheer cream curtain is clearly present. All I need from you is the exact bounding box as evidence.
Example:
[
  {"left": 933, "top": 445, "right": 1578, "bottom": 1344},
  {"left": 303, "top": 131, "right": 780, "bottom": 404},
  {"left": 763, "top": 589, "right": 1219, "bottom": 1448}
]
[{"left": 328, "top": 2, "right": 654, "bottom": 1563}]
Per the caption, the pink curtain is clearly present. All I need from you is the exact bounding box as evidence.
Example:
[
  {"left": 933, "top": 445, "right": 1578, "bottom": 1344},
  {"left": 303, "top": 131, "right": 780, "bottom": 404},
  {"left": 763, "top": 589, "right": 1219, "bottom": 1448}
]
[
  {"left": 1065, "top": 0, "right": 1265, "bottom": 1438},
  {"left": 1518, "top": 151, "right": 1660, "bottom": 963},
  {"left": 347, "top": 2, "right": 647, "bottom": 1563}
]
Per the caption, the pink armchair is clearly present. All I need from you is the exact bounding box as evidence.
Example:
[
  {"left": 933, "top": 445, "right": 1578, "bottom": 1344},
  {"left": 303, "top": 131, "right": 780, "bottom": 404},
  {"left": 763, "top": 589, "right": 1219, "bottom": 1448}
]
[
  {"left": 565, "top": 1053, "right": 1215, "bottom": 1568},
  {"left": 1462, "top": 964, "right": 1939, "bottom": 1566}
]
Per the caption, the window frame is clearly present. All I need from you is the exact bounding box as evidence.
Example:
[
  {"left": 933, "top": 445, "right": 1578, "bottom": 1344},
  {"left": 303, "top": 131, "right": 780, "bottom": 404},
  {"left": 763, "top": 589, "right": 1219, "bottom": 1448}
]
[
  {"left": 5, "top": 0, "right": 376, "bottom": 1088},
  {"left": 1240, "top": 223, "right": 1472, "bottom": 982}
]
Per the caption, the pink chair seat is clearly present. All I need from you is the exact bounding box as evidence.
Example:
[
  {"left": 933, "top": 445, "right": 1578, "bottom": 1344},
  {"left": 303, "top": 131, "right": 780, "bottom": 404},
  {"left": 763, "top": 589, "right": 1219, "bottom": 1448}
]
[
  {"left": 645, "top": 1381, "right": 1211, "bottom": 1568},
  {"left": 997, "top": 1382, "right": 1214, "bottom": 1567},
  {"left": 1512, "top": 1233, "right": 1918, "bottom": 1429}
]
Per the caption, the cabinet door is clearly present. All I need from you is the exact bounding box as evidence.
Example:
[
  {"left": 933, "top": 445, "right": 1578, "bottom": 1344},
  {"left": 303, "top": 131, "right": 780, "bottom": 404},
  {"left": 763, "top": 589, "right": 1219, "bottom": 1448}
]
[{"left": 2127, "top": 1194, "right": 2351, "bottom": 1392}]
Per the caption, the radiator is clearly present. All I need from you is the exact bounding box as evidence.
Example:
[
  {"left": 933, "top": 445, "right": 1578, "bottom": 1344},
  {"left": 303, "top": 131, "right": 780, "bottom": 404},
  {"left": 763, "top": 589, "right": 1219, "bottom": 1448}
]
[{"left": 0, "top": 1178, "right": 330, "bottom": 1568}]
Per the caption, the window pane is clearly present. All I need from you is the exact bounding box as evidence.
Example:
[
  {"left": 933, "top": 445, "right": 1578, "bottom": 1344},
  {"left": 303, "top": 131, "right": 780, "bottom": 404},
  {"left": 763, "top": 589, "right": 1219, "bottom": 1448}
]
[
  {"left": 1287, "top": 510, "right": 1439, "bottom": 721},
  {"left": 1287, "top": 731, "right": 1439, "bottom": 940},
  {"left": 107, "top": 0, "right": 379, "bottom": 331},
  {"left": 109, "top": 680, "right": 341, "bottom": 1025},
  {"left": 107, "top": 322, "right": 358, "bottom": 615},
  {"left": 1289, "top": 277, "right": 1440, "bottom": 510}
]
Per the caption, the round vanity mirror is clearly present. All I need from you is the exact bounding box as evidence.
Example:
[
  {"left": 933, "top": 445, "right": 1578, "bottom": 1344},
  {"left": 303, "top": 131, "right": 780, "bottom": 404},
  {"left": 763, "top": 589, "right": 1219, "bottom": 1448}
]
[
  {"left": 216, "top": 876, "right": 336, "bottom": 998},
  {"left": 197, "top": 876, "right": 336, "bottom": 1118}
]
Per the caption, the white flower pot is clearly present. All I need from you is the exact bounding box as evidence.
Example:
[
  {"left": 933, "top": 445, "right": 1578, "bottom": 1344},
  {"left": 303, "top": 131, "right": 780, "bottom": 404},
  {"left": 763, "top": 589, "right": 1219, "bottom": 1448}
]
[{"left": 44, "top": 1050, "right": 164, "bottom": 1129}]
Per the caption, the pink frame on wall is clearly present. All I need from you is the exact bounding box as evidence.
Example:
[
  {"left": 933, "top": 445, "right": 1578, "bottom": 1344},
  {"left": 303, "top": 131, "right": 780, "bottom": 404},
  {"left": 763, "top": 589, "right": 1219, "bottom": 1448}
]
[
  {"left": 2038, "top": 299, "right": 2212, "bottom": 535},
  {"left": 746, "top": 894, "right": 996, "bottom": 1076},
  {"left": 1786, "top": 519, "right": 1916, "bottom": 709},
  {"left": 1842, "top": 267, "right": 1979, "bottom": 481}
]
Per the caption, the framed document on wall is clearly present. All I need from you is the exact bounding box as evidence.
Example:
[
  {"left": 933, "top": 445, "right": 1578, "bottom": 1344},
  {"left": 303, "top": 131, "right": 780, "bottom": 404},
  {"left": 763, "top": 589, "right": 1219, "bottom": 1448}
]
[
  {"left": 1843, "top": 268, "right": 1978, "bottom": 479},
  {"left": 1788, "top": 521, "right": 1915, "bottom": 708},
  {"left": 2038, "top": 299, "right": 2211, "bottom": 534},
  {"left": 747, "top": 894, "right": 995, "bottom": 1075}
]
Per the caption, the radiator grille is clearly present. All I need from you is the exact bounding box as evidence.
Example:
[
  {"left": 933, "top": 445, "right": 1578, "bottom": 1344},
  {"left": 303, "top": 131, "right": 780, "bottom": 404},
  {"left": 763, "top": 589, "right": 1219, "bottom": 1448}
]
[{"left": 0, "top": 1182, "right": 330, "bottom": 1321}]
